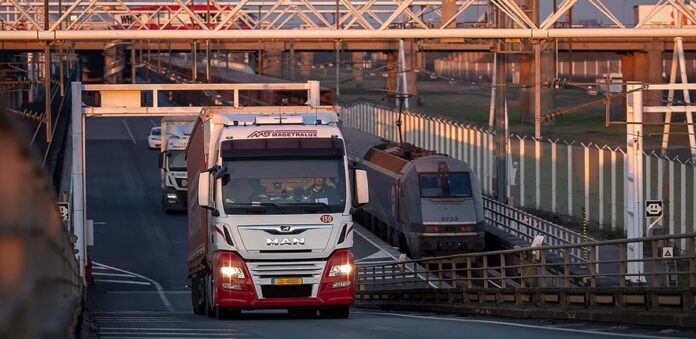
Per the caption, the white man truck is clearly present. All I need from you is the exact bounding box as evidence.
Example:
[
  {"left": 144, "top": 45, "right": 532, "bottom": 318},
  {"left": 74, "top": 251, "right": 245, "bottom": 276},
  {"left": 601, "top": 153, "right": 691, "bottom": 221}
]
[
  {"left": 159, "top": 116, "right": 196, "bottom": 213},
  {"left": 187, "top": 106, "right": 369, "bottom": 319}
]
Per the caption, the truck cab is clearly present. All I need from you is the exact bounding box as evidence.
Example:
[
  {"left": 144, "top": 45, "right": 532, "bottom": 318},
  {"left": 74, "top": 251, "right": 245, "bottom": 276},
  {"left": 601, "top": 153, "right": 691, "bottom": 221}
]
[
  {"left": 187, "top": 109, "right": 369, "bottom": 319},
  {"left": 160, "top": 117, "right": 195, "bottom": 213}
]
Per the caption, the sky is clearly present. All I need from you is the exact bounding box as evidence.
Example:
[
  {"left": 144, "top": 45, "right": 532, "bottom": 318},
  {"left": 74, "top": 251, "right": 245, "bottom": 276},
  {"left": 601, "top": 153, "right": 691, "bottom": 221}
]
[{"left": 539, "top": 0, "right": 674, "bottom": 24}]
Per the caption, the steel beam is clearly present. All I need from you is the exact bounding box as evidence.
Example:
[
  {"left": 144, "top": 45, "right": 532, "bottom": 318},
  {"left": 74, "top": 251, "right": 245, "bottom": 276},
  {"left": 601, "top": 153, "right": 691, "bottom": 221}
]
[{"left": 3, "top": 28, "right": 696, "bottom": 41}]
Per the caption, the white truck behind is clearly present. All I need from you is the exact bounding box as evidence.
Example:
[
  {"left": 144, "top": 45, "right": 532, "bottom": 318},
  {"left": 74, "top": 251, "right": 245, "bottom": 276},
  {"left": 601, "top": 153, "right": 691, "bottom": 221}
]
[{"left": 159, "top": 116, "right": 196, "bottom": 213}]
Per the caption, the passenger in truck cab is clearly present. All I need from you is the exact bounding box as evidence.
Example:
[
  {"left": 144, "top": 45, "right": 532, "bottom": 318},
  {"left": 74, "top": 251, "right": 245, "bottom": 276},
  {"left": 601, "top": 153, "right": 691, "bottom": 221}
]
[{"left": 308, "top": 177, "right": 338, "bottom": 204}]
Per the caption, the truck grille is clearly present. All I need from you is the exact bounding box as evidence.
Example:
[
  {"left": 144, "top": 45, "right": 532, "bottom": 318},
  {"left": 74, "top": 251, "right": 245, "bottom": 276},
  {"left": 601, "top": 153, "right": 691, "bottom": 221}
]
[
  {"left": 261, "top": 285, "right": 312, "bottom": 298},
  {"left": 247, "top": 261, "right": 325, "bottom": 279},
  {"left": 248, "top": 261, "right": 325, "bottom": 298}
]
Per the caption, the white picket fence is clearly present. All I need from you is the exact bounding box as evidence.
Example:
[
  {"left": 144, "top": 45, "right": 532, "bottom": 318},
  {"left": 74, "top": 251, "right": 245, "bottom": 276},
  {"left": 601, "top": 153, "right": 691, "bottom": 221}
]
[{"left": 342, "top": 101, "right": 696, "bottom": 247}]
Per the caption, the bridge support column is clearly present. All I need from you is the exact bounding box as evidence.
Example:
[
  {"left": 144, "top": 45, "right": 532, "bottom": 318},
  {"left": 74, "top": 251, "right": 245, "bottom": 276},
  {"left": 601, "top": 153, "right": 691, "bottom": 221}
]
[
  {"left": 386, "top": 51, "right": 398, "bottom": 94},
  {"left": 622, "top": 43, "right": 664, "bottom": 123},
  {"left": 103, "top": 41, "right": 125, "bottom": 84},
  {"left": 402, "top": 39, "right": 418, "bottom": 108},
  {"left": 299, "top": 52, "right": 313, "bottom": 79},
  {"left": 625, "top": 82, "right": 646, "bottom": 283},
  {"left": 352, "top": 52, "right": 365, "bottom": 81},
  {"left": 441, "top": 0, "right": 456, "bottom": 28},
  {"left": 261, "top": 43, "right": 284, "bottom": 78}
]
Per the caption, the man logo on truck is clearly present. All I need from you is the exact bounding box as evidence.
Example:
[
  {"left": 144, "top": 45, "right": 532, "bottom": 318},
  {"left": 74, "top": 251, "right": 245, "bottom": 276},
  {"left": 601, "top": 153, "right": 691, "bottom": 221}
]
[{"left": 266, "top": 238, "right": 306, "bottom": 246}]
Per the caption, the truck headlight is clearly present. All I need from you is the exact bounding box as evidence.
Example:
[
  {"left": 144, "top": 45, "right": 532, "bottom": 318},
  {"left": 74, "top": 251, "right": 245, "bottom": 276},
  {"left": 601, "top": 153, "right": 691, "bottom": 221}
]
[
  {"left": 328, "top": 264, "right": 352, "bottom": 277},
  {"left": 220, "top": 266, "right": 245, "bottom": 279}
]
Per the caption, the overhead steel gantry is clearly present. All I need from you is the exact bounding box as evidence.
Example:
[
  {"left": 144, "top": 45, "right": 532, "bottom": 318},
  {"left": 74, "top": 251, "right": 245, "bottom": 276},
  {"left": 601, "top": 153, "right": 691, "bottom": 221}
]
[{"left": 0, "top": 0, "right": 695, "bottom": 40}]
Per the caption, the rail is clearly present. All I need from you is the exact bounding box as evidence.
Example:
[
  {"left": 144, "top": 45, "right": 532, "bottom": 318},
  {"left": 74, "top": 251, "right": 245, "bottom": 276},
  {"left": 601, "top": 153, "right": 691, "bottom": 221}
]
[
  {"left": 357, "top": 232, "right": 696, "bottom": 291},
  {"left": 356, "top": 232, "right": 696, "bottom": 327},
  {"left": 79, "top": 81, "right": 324, "bottom": 117},
  {"left": 483, "top": 197, "right": 592, "bottom": 263}
]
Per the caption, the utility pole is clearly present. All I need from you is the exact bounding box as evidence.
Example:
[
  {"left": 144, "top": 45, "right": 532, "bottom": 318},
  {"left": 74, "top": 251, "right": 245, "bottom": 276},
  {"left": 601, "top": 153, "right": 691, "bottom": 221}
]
[
  {"left": 530, "top": 0, "right": 542, "bottom": 139},
  {"left": 495, "top": 8, "right": 507, "bottom": 203},
  {"left": 335, "top": 0, "right": 340, "bottom": 96},
  {"left": 44, "top": 0, "right": 52, "bottom": 142}
]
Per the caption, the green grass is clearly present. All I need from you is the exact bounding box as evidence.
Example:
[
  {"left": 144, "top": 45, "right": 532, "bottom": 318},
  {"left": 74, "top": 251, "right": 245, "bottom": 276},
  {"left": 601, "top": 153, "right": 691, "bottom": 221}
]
[{"left": 294, "top": 68, "right": 694, "bottom": 156}]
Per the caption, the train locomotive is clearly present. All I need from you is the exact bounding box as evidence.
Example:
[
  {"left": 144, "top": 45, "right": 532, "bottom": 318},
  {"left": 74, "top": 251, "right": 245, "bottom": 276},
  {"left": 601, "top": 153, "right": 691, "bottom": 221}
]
[{"left": 352, "top": 137, "right": 486, "bottom": 258}]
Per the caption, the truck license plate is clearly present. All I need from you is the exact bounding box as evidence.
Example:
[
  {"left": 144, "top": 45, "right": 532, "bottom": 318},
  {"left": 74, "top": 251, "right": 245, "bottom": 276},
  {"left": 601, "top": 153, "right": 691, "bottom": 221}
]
[{"left": 273, "top": 277, "right": 303, "bottom": 285}]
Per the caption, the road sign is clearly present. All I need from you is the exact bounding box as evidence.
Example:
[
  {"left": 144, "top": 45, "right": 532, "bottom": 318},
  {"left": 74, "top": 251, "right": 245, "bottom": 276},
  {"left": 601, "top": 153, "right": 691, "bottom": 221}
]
[
  {"left": 645, "top": 200, "right": 663, "bottom": 218},
  {"left": 58, "top": 202, "right": 70, "bottom": 222},
  {"left": 662, "top": 247, "right": 673, "bottom": 258}
]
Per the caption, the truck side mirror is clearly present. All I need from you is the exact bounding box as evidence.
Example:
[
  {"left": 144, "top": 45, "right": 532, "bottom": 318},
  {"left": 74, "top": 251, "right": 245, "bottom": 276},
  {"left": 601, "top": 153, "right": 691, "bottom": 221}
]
[
  {"left": 198, "top": 172, "right": 211, "bottom": 208},
  {"left": 354, "top": 169, "right": 369, "bottom": 206}
]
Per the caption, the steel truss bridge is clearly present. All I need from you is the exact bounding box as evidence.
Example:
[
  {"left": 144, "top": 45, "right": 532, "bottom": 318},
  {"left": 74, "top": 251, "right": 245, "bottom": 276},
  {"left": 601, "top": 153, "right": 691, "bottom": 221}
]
[{"left": 0, "top": 0, "right": 695, "bottom": 41}]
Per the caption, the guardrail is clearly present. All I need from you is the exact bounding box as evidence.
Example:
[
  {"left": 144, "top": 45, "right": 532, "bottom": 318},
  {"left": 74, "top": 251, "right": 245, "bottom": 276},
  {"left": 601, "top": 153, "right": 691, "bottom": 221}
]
[
  {"left": 356, "top": 232, "right": 696, "bottom": 327},
  {"left": 483, "top": 197, "right": 592, "bottom": 262},
  {"left": 0, "top": 113, "right": 82, "bottom": 338},
  {"left": 358, "top": 232, "right": 695, "bottom": 290}
]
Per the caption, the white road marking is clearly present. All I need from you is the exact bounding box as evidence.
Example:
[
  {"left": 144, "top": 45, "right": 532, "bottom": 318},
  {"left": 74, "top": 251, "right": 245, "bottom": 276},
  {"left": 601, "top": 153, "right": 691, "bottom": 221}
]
[
  {"left": 149, "top": 119, "right": 158, "bottom": 127},
  {"left": 100, "top": 333, "right": 247, "bottom": 337},
  {"left": 93, "top": 272, "right": 137, "bottom": 278},
  {"left": 94, "top": 221, "right": 108, "bottom": 225},
  {"left": 91, "top": 311, "right": 192, "bottom": 317},
  {"left": 354, "top": 229, "right": 397, "bottom": 261},
  {"left": 353, "top": 311, "right": 680, "bottom": 339},
  {"left": 99, "top": 328, "right": 239, "bottom": 332},
  {"left": 95, "top": 279, "right": 152, "bottom": 286},
  {"left": 355, "top": 250, "right": 392, "bottom": 263},
  {"left": 122, "top": 119, "right": 137, "bottom": 144},
  {"left": 99, "top": 337, "right": 250, "bottom": 339},
  {"left": 93, "top": 262, "right": 174, "bottom": 312}
]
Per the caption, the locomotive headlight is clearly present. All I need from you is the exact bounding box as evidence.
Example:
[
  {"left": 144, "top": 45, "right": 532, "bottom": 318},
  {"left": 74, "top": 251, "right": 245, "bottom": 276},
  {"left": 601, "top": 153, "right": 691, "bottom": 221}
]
[
  {"left": 220, "top": 266, "right": 245, "bottom": 279},
  {"left": 328, "top": 264, "right": 352, "bottom": 277}
]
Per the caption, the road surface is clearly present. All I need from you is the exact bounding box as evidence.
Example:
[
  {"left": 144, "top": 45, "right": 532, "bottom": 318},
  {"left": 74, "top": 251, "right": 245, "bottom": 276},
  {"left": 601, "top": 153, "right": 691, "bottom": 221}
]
[{"left": 85, "top": 117, "right": 693, "bottom": 339}]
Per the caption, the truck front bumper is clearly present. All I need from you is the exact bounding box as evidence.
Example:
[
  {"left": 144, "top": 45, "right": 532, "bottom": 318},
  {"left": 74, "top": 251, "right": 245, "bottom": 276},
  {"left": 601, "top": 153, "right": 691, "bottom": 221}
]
[
  {"left": 411, "top": 231, "right": 486, "bottom": 256},
  {"left": 162, "top": 187, "right": 187, "bottom": 211},
  {"left": 214, "top": 250, "right": 354, "bottom": 310}
]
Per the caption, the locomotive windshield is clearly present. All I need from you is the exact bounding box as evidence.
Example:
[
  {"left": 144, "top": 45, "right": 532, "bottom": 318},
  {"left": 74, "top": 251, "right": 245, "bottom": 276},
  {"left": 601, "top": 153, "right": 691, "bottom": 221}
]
[
  {"left": 220, "top": 158, "right": 347, "bottom": 214},
  {"left": 419, "top": 172, "right": 472, "bottom": 198}
]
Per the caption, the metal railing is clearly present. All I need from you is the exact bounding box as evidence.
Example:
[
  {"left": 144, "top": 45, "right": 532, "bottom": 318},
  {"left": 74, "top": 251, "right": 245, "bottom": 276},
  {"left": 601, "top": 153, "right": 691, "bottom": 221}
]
[
  {"left": 0, "top": 113, "right": 82, "bottom": 338},
  {"left": 357, "top": 232, "right": 696, "bottom": 291},
  {"left": 483, "top": 197, "right": 592, "bottom": 263}
]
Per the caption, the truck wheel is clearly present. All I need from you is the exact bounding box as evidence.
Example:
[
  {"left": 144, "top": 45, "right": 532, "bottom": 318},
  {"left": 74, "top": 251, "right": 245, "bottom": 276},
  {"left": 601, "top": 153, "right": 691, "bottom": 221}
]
[
  {"left": 191, "top": 277, "right": 205, "bottom": 315},
  {"left": 205, "top": 275, "right": 215, "bottom": 318},
  {"left": 320, "top": 306, "right": 349, "bottom": 319}
]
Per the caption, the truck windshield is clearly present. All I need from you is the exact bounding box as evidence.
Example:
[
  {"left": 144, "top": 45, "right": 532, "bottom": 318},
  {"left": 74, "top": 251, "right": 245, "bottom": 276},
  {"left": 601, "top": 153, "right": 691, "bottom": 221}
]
[
  {"left": 221, "top": 158, "right": 346, "bottom": 214},
  {"left": 419, "top": 172, "right": 472, "bottom": 198},
  {"left": 168, "top": 150, "right": 187, "bottom": 171}
]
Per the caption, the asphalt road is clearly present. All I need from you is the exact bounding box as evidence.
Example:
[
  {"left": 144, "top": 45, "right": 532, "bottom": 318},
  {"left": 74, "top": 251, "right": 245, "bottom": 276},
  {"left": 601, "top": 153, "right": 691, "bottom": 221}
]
[{"left": 85, "top": 117, "right": 693, "bottom": 339}]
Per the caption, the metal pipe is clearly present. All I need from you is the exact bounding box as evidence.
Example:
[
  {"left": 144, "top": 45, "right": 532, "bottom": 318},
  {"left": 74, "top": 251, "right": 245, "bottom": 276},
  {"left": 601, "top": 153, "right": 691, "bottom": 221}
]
[
  {"left": 494, "top": 10, "right": 507, "bottom": 204},
  {"left": 44, "top": 45, "right": 51, "bottom": 142},
  {"left": 4, "top": 28, "right": 696, "bottom": 41}
]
